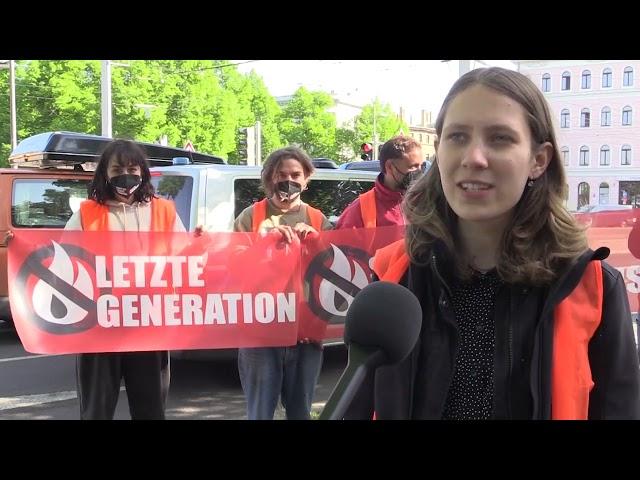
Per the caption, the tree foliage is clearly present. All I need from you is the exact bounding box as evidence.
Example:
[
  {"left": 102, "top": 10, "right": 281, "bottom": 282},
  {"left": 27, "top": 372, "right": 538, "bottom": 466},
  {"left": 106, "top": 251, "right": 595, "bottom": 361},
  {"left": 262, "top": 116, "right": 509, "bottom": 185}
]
[
  {"left": 279, "top": 87, "right": 338, "bottom": 159},
  {"left": 352, "top": 99, "right": 410, "bottom": 154},
  {"left": 0, "top": 61, "right": 410, "bottom": 169}
]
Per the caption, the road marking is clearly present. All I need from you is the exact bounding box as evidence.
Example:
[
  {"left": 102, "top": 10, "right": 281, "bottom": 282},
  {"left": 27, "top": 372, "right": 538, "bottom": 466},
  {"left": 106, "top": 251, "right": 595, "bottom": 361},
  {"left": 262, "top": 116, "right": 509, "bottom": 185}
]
[
  {"left": 0, "top": 390, "right": 77, "bottom": 411},
  {"left": 0, "top": 386, "right": 126, "bottom": 411},
  {"left": 0, "top": 354, "right": 61, "bottom": 363}
]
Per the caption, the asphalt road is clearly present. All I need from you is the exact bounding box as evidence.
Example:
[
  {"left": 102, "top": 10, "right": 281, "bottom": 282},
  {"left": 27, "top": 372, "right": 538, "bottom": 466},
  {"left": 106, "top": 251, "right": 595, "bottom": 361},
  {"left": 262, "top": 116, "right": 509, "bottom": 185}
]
[{"left": 0, "top": 320, "right": 348, "bottom": 420}]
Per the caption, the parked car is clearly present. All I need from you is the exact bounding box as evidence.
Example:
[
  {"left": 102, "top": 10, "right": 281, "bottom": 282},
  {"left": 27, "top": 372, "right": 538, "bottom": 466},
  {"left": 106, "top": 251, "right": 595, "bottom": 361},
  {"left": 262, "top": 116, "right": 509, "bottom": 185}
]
[
  {"left": 0, "top": 131, "right": 224, "bottom": 326},
  {"left": 338, "top": 160, "right": 380, "bottom": 172},
  {"left": 573, "top": 204, "right": 637, "bottom": 228},
  {"left": 312, "top": 158, "right": 339, "bottom": 169},
  {"left": 338, "top": 159, "right": 433, "bottom": 173},
  {"left": 150, "top": 163, "right": 376, "bottom": 229}
]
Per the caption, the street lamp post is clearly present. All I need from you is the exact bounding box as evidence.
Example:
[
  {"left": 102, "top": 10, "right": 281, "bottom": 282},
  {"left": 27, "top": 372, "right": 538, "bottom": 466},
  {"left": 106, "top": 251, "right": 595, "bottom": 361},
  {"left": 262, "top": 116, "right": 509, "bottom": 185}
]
[
  {"left": 372, "top": 100, "right": 378, "bottom": 161},
  {"left": 9, "top": 60, "right": 16, "bottom": 149},
  {"left": 459, "top": 60, "right": 471, "bottom": 77},
  {"left": 101, "top": 60, "right": 130, "bottom": 138},
  {"left": 101, "top": 60, "right": 112, "bottom": 137}
]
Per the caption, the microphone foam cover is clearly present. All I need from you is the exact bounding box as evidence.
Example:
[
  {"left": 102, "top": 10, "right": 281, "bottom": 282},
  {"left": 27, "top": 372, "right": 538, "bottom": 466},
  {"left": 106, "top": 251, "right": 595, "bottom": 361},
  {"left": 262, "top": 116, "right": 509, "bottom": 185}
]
[{"left": 344, "top": 281, "right": 422, "bottom": 365}]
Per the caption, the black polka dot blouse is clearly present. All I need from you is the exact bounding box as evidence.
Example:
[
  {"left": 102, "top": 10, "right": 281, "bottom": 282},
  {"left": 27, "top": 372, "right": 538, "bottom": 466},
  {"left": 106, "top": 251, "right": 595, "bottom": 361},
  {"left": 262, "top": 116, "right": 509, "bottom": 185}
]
[{"left": 442, "top": 269, "right": 501, "bottom": 420}]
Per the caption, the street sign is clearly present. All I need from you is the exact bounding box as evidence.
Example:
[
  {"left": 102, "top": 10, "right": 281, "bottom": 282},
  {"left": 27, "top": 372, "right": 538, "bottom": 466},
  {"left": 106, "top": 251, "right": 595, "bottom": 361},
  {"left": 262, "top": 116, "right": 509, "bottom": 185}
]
[{"left": 184, "top": 141, "right": 195, "bottom": 152}]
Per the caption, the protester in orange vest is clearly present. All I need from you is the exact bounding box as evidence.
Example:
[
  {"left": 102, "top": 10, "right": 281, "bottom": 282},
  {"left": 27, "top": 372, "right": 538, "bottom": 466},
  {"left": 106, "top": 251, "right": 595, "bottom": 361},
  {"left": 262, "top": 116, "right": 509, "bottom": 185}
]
[
  {"left": 335, "top": 136, "right": 424, "bottom": 229},
  {"left": 65, "top": 139, "right": 185, "bottom": 420},
  {"left": 344, "top": 67, "right": 640, "bottom": 420},
  {"left": 234, "top": 146, "right": 333, "bottom": 420}
]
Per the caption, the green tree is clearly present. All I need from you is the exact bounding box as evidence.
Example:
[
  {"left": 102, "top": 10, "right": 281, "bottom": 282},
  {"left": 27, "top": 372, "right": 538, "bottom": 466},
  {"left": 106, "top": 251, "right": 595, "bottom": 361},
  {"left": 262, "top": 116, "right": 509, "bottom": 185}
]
[
  {"left": 0, "top": 67, "right": 10, "bottom": 166},
  {"left": 279, "top": 87, "right": 338, "bottom": 159},
  {"left": 217, "top": 66, "right": 283, "bottom": 164},
  {"left": 0, "top": 60, "right": 102, "bottom": 166},
  {"left": 17, "top": 60, "right": 102, "bottom": 137},
  {"left": 352, "top": 99, "right": 409, "bottom": 155},
  {"left": 124, "top": 60, "right": 239, "bottom": 159},
  {"left": 0, "top": 60, "right": 290, "bottom": 167},
  {"left": 335, "top": 124, "right": 357, "bottom": 163}
]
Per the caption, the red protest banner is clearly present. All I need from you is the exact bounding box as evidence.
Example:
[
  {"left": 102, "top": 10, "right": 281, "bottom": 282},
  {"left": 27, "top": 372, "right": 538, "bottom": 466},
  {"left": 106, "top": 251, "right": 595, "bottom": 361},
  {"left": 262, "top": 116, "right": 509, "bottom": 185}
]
[
  {"left": 8, "top": 230, "right": 300, "bottom": 354},
  {"left": 299, "top": 225, "right": 405, "bottom": 343},
  {"left": 581, "top": 210, "right": 640, "bottom": 313},
  {"left": 8, "top": 225, "right": 406, "bottom": 354}
]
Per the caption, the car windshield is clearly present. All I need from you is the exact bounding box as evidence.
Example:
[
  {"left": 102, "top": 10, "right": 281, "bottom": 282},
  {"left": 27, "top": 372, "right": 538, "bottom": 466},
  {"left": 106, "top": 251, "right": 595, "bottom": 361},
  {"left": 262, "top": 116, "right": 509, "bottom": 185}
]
[
  {"left": 12, "top": 179, "right": 90, "bottom": 228},
  {"left": 150, "top": 174, "right": 194, "bottom": 227}
]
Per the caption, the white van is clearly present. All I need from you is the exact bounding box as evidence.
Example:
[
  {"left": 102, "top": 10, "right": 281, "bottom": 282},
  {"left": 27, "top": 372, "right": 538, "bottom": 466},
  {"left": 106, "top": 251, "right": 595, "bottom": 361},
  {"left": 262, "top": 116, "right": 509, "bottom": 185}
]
[{"left": 149, "top": 163, "right": 377, "bottom": 231}]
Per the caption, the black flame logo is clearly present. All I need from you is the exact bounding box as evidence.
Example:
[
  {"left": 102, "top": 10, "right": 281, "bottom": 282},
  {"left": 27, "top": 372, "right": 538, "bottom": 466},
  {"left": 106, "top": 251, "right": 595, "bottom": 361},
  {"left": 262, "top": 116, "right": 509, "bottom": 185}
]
[{"left": 304, "top": 244, "right": 373, "bottom": 323}]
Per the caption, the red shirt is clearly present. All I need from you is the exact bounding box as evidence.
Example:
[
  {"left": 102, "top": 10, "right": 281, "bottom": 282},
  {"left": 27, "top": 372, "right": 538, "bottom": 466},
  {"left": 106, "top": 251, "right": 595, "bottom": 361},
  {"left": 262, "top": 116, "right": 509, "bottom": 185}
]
[{"left": 335, "top": 174, "right": 405, "bottom": 229}]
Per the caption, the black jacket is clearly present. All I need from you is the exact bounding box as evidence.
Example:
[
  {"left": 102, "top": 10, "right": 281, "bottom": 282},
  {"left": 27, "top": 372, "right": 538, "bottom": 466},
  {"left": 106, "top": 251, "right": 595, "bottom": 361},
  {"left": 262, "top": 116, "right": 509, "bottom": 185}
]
[{"left": 345, "top": 244, "right": 640, "bottom": 419}]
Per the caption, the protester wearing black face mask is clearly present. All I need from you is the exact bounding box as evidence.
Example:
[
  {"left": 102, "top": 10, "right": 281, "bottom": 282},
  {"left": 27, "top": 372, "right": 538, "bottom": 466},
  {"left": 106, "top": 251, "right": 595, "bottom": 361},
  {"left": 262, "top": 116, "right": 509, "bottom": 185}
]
[
  {"left": 336, "top": 135, "right": 425, "bottom": 230},
  {"left": 389, "top": 162, "right": 424, "bottom": 191},
  {"left": 233, "top": 146, "right": 334, "bottom": 420},
  {"left": 275, "top": 179, "right": 303, "bottom": 203},
  {"left": 64, "top": 139, "right": 186, "bottom": 420},
  {"left": 109, "top": 173, "right": 142, "bottom": 198},
  {"left": 235, "top": 150, "right": 333, "bottom": 246}
]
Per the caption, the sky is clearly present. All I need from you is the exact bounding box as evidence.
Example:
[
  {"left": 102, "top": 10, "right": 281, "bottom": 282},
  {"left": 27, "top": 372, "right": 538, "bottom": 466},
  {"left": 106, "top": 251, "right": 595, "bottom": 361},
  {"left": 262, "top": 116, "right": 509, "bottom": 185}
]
[{"left": 236, "top": 60, "right": 518, "bottom": 119}]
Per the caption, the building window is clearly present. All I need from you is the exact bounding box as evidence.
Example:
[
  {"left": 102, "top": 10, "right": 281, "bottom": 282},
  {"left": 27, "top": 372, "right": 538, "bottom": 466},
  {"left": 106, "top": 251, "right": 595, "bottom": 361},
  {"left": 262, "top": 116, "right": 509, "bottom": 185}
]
[
  {"left": 622, "top": 106, "right": 632, "bottom": 125},
  {"left": 561, "top": 147, "right": 569, "bottom": 166},
  {"left": 581, "top": 108, "right": 590, "bottom": 127},
  {"left": 561, "top": 109, "right": 570, "bottom": 128},
  {"left": 600, "top": 145, "right": 610, "bottom": 166},
  {"left": 578, "top": 182, "right": 590, "bottom": 209},
  {"left": 601, "top": 106, "right": 611, "bottom": 126},
  {"left": 579, "top": 146, "right": 589, "bottom": 166},
  {"left": 562, "top": 71, "right": 571, "bottom": 90},
  {"left": 542, "top": 73, "right": 551, "bottom": 92},
  {"left": 581, "top": 70, "right": 591, "bottom": 89},
  {"left": 425, "top": 135, "right": 430, "bottom": 144},
  {"left": 602, "top": 68, "right": 612, "bottom": 88},
  {"left": 599, "top": 183, "right": 610, "bottom": 205},
  {"left": 624, "top": 66, "right": 634, "bottom": 86},
  {"left": 622, "top": 145, "right": 632, "bottom": 165}
]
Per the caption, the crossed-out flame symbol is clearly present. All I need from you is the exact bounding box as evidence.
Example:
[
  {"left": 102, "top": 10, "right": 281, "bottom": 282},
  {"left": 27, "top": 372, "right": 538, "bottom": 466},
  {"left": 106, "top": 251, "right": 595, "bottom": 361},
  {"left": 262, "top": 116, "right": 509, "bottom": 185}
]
[
  {"left": 32, "top": 241, "right": 94, "bottom": 325},
  {"left": 317, "top": 244, "right": 369, "bottom": 316}
]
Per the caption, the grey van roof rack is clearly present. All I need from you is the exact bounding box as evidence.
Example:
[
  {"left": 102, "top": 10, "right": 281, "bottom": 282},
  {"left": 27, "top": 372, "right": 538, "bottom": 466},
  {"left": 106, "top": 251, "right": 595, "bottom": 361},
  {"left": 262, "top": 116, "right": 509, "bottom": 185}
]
[{"left": 8, "top": 132, "right": 226, "bottom": 169}]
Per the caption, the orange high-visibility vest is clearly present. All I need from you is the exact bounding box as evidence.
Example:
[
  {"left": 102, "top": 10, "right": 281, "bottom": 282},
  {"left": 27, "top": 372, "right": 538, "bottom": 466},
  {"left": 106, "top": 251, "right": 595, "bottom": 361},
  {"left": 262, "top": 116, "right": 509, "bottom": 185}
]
[
  {"left": 358, "top": 189, "right": 377, "bottom": 228},
  {"left": 372, "top": 239, "right": 604, "bottom": 420},
  {"left": 251, "top": 198, "right": 324, "bottom": 233},
  {"left": 79, "top": 197, "right": 177, "bottom": 232}
]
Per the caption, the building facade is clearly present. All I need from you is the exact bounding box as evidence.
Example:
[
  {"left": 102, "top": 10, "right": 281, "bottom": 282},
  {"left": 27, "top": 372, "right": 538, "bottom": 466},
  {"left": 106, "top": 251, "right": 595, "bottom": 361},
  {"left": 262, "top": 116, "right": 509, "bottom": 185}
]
[
  {"left": 399, "top": 108, "right": 437, "bottom": 160},
  {"left": 518, "top": 60, "right": 640, "bottom": 210}
]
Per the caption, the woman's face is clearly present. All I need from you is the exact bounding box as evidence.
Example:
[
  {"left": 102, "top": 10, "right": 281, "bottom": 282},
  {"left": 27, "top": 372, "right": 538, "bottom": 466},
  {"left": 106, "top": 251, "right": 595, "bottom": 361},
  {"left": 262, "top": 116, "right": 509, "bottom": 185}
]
[
  {"left": 107, "top": 157, "right": 142, "bottom": 180},
  {"left": 436, "top": 84, "right": 550, "bottom": 227}
]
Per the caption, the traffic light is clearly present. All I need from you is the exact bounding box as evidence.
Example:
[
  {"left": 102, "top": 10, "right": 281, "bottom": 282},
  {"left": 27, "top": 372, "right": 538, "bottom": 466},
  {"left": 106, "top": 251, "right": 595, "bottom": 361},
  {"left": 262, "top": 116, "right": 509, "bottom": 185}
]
[
  {"left": 238, "top": 126, "right": 256, "bottom": 165},
  {"left": 360, "top": 142, "right": 373, "bottom": 160}
]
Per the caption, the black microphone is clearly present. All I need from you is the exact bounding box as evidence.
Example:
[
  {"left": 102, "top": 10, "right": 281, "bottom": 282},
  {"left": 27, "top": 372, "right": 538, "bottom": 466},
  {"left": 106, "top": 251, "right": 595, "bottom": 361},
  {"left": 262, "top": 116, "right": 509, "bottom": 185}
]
[{"left": 319, "top": 281, "right": 422, "bottom": 420}]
